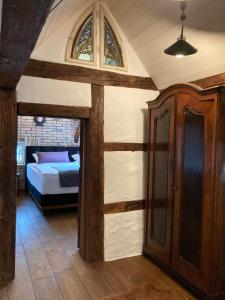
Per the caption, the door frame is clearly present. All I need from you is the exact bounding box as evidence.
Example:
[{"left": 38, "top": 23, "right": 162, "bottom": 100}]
[{"left": 17, "top": 84, "right": 104, "bottom": 263}]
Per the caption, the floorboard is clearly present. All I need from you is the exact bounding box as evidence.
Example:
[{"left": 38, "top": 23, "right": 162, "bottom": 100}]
[
  {"left": 33, "top": 277, "right": 64, "bottom": 300},
  {"left": 0, "top": 287, "right": 8, "bottom": 300},
  {"left": 0, "top": 193, "right": 197, "bottom": 300}
]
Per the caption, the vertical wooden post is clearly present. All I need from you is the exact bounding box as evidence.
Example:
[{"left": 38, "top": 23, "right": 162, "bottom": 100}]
[
  {"left": 79, "top": 84, "right": 104, "bottom": 263},
  {"left": 0, "top": 89, "right": 17, "bottom": 285}
]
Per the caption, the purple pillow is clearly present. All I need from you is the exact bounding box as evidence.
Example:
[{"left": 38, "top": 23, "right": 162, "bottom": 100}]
[{"left": 37, "top": 151, "right": 70, "bottom": 164}]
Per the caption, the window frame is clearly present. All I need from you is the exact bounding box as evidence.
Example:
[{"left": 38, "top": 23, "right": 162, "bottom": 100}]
[
  {"left": 65, "top": 4, "right": 97, "bottom": 66},
  {"left": 100, "top": 7, "right": 127, "bottom": 72},
  {"left": 65, "top": 4, "right": 127, "bottom": 72},
  {"left": 16, "top": 139, "right": 26, "bottom": 166}
]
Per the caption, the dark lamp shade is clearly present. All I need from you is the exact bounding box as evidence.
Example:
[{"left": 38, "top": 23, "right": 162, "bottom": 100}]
[{"left": 164, "top": 38, "right": 197, "bottom": 56}]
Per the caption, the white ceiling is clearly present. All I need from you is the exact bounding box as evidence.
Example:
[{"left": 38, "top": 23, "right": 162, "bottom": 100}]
[
  {"left": 105, "top": 0, "right": 225, "bottom": 89},
  {"left": 36, "top": 0, "right": 225, "bottom": 89}
]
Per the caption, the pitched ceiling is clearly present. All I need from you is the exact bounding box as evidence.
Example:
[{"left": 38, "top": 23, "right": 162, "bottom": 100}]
[
  {"left": 34, "top": 0, "right": 225, "bottom": 89},
  {"left": 106, "top": 0, "right": 225, "bottom": 89}
]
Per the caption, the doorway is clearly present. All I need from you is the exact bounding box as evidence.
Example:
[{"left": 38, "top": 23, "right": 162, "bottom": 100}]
[
  {"left": 16, "top": 114, "right": 81, "bottom": 266},
  {"left": 0, "top": 84, "right": 104, "bottom": 285},
  {"left": 17, "top": 100, "right": 104, "bottom": 264}
]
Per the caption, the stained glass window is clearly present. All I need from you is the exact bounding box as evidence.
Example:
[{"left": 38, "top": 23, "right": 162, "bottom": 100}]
[
  {"left": 72, "top": 14, "right": 94, "bottom": 62},
  {"left": 67, "top": 6, "right": 126, "bottom": 70},
  {"left": 104, "top": 17, "right": 123, "bottom": 67}
]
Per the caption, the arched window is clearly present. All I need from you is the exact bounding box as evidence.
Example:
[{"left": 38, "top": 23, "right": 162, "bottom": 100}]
[
  {"left": 72, "top": 14, "right": 94, "bottom": 62},
  {"left": 66, "top": 4, "right": 126, "bottom": 71},
  {"left": 103, "top": 16, "right": 124, "bottom": 68},
  {"left": 66, "top": 5, "right": 97, "bottom": 65}
]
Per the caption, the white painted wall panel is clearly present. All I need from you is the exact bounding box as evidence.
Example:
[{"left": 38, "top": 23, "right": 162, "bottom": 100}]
[
  {"left": 104, "top": 86, "right": 157, "bottom": 260},
  {"left": 17, "top": 76, "right": 91, "bottom": 107},
  {"left": 104, "top": 86, "right": 159, "bottom": 143},
  {"left": 104, "top": 152, "right": 146, "bottom": 204},
  {"left": 104, "top": 210, "right": 144, "bottom": 261}
]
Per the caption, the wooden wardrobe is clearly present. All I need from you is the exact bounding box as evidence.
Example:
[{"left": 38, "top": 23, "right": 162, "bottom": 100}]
[{"left": 144, "top": 84, "right": 225, "bottom": 300}]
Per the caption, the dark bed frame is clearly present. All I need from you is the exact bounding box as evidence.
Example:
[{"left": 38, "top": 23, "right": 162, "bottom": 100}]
[{"left": 25, "top": 146, "right": 80, "bottom": 213}]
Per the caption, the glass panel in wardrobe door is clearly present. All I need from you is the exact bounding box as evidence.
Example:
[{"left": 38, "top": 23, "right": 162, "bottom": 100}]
[
  {"left": 145, "top": 96, "right": 175, "bottom": 265},
  {"left": 180, "top": 108, "right": 204, "bottom": 267},
  {"left": 152, "top": 111, "right": 170, "bottom": 245}
]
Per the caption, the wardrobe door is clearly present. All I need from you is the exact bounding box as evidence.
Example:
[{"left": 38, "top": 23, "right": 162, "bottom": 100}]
[
  {"left": 144, "top": 96, "right": 175, "bottom": 265},
  {"left": 172, "top": 93, "right": 216, "bottom": 288}
]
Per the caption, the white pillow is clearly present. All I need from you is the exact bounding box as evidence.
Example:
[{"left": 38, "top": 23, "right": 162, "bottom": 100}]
[
  {"left": 32, "top": 153, "right": 38, "bottom": 163},
  {"left": 72, "top": 153, "right": 80, "bottom": 162}
]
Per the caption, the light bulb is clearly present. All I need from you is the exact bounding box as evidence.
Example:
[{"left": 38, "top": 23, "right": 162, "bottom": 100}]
[{"left": 176, "top": 54, "right": 184, "bottom": 59}]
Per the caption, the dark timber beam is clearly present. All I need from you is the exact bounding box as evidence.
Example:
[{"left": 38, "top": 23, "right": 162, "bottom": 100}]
[
  {"left": 104, "top": 200, "right": 145, "bottom": 214},
  {"left": 80, "top": 84, "right": 104, "bottom": 263},
  {"left": 18, "top": 102, "right": 91, "bottom": 119},
  {"left": 24, "top": 59, "right": 158, "bottom": 90},
  {"left": 104, "top": 142, "right": 147, "bottom": 151},
  {"left": 191, "top": 72, "right": 225, "bottom": 89},
  {"left": 0, "top": 0, "right": 54, "bottom": 285},
  {"left": 0, "top": 0, "right": 54, "bottom": 88},
  {"left": 0, "top": 90, "right": 17, "bottom": 285}
]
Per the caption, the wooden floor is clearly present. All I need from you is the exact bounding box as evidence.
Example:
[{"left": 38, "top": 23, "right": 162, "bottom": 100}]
[{"left": 0, "top": 193, "right": 197, "bottom": 300}]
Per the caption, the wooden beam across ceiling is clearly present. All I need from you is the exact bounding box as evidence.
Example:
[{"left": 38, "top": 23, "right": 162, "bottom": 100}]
[
  {"left": 191, "top": 72, "right": 225, "bottom": 89},
  {"left": 0, "top": 0, "right": 54, "bottom": 88},
  {"left": 24, "top": 59, "right": 158, "bottom": 90}
]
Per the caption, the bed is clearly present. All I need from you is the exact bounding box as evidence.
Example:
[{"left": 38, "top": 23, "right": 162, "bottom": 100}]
[{"left": 25, "top": 146, "right": 80, "bottom": 213}]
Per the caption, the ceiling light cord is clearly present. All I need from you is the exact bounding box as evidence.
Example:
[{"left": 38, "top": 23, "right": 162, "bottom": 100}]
[
  {"left": 163, "top": 0, "right": 197, "bottom": 57},
  {"left": 180, "top": 1, "right": 187, "bottom": 39}
]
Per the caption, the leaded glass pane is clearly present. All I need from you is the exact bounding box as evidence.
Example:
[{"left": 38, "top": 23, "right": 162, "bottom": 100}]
[
  {"left": 72, "top": 14, "right": 93, "bottom": 62},
  {"left": 104, "top": 17, "right": 123, "bottom": 67}
]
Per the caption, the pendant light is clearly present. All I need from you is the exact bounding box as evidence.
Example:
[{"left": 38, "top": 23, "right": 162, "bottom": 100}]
[{"left": 164, "top": 1, "right": 197, "bottom": 58}]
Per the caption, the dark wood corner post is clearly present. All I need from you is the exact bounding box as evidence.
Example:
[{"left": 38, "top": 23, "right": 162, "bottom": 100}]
[
  {"left": 80, "top": 84, "right": 104, "bottom": 263},
  {"left": 0, "top": 0, "right": 54, "bottom": 286},
  {"left": 0, "top": 89, "right": 17, "bottom": 285}
]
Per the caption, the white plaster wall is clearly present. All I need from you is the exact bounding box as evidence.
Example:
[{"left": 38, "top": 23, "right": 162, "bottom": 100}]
[
  {"left": 104, "top": 210, "right": 144, "bottom": 261},
  {"left": 105, "top": 152, "right": 146, "bottom": 204},
  {"left": 104, "top": 86, "right": 158, "bottom": 261},
  {"left": 17, "top": 76, "right": 91, "bottom": 107},
  {"left": 104, "top": 86, "right": 159, "bottom": 143}
]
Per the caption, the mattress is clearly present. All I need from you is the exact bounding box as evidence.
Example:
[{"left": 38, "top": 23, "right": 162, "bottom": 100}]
[{"left": 27, "top": 162, "right": 80, "bottom": 195}]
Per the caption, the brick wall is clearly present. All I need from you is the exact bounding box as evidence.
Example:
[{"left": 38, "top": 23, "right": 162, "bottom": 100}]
[{"left": 17, "top": 116, "right": 80, "bottom": 190}]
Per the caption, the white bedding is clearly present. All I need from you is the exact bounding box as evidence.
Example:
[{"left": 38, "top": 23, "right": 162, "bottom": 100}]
[{"left": 27, "top": 162, "right": 80, "bottom": 195}]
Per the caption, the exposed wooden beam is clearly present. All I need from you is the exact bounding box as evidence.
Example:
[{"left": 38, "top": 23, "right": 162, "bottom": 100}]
[
  {"left": 24, "top": 59, "right": 158, "bottom": 90},
  {"left": 104, "top": 200, "right": 145, "bottom": 214},
  {"left": 0, "top": 0, "right": 54, "bottom": 88},
  {"left": 80, "top": 84, "right": 104, "bottom": 263},
  {"left": 191, "top": 72, "right": 225, "bottom": 89},
  {"left": 18, "top": 102, "right": 91, "bottom": 119},
  {"left": 104, "top": 142, "right": 147, "bottom": 151},
  {"left": 0, "top": 89, "right": 17, "bottom": 284}
]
